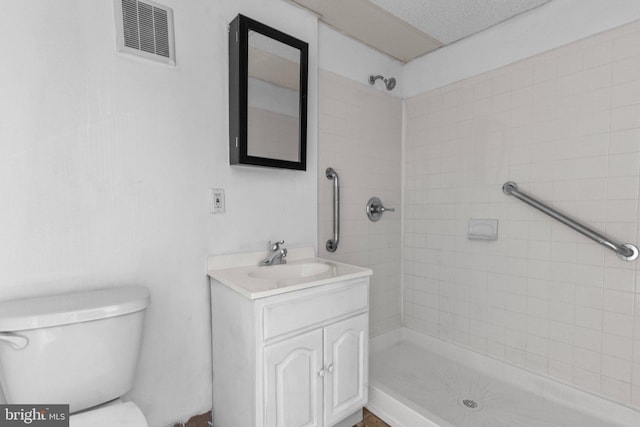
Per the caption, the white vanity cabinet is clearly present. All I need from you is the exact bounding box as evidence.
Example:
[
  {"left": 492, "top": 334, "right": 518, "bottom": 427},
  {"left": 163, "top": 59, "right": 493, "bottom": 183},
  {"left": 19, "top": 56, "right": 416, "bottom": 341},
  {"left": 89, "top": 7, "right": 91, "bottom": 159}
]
[
  {"left": 210, "top": 274, "right": 370, "bottom": 427},
  {"left": 264, "top": 313, "right": 368, "bottom": 427}
]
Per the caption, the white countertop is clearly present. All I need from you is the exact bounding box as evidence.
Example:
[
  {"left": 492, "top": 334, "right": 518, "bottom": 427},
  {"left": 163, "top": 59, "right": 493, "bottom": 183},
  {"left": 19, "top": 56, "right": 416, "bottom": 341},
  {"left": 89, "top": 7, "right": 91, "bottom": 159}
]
[{"left": 207, "top": 247, "right": 372, "bottom": 299}]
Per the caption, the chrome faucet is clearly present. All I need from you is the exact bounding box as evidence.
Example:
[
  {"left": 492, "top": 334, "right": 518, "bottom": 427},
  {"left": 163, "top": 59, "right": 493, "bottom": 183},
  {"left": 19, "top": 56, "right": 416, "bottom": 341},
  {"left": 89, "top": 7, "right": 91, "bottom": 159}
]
[{"left": 259, "top": 240, "right": 287, "bottom": 266}]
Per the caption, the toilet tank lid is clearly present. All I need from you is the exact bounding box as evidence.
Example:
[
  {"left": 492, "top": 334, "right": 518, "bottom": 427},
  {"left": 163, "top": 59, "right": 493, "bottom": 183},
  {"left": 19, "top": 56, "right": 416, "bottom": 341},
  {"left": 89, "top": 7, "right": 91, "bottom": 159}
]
[{"left": 0, "top": 286, "right": 150, "bottom": 332}]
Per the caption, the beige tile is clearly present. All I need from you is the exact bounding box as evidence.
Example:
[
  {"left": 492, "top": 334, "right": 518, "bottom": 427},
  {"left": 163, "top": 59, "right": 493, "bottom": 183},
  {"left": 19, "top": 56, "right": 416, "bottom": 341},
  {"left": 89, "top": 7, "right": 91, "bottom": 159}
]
[
  {"left": 583, "top": 40, "right": 613, "bottom": 69},
  {"left": 601, "top": 377, "right": 632, "bottom": 404},
  {"left": 613, "top": 55, "right": 640, "bottom": 85},
  {"left": 613, "top": 31, "right": 640, "bottom": 61}
]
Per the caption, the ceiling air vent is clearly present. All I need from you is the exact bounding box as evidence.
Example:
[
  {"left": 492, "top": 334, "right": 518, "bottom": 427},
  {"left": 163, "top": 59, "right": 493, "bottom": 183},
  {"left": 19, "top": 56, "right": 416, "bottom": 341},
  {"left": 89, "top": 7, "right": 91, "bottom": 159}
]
[{"left": 114, "top": 0, "right": 175, "bottom": 65}]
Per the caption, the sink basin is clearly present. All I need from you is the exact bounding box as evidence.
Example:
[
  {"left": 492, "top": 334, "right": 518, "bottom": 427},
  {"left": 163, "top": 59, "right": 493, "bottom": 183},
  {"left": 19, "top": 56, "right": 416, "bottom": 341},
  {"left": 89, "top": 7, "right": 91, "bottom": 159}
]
[
  {"left": 207, "top": 247, "right": 372, "bottom": 299},
  {"left": 249, "top": 261, "right": 337, "bottom": 288},
  {"left": 249, "top": 262, "right": 333, "bottom": 281}
]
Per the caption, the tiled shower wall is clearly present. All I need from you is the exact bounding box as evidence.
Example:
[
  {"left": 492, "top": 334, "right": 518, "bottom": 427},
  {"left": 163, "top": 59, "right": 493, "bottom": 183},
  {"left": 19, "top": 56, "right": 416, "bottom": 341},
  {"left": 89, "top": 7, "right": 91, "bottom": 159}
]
[
  {"left": 318, "top": 69, "right": 402, "bottom": 337},
  {"left": 404, "top": 20, "right": 640, "bottom": 407}
]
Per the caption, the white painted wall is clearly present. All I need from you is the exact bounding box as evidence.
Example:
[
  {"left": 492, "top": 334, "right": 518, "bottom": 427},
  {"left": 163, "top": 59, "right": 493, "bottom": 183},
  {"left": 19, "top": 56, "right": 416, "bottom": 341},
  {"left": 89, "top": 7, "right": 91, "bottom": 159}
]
[
  {"left": 6, "top": 0, "right": 640, "bottom": 424},
  {"left": 319, "top": 24, "right": 403, "bottom": 97},
  {"left": 0, "top": 0, "right": 316, "bottom": 426},
  {"left": 404, "top": 0, "right": 640, "bottom": 97}
]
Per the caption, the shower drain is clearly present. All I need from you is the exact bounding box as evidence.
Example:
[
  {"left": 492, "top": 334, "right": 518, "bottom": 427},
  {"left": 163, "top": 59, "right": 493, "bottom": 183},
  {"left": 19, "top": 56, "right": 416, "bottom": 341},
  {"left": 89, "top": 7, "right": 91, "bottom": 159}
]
[{"left": 458, "top": 398, "right": 482, "bottom": 411}]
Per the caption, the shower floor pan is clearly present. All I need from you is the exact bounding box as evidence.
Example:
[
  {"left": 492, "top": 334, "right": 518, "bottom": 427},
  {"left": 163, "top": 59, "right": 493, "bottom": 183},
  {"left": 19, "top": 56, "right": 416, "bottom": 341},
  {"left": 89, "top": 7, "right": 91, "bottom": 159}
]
[{"left": 369, "top": 328, "right": 640, "bottom": 427}]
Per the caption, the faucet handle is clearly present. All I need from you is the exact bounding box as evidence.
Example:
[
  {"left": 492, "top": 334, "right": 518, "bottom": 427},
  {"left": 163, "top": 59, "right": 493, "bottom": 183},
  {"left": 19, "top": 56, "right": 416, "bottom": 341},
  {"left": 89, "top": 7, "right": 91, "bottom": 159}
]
[{"left": 269, "top": 240, "right": 285, "bottom": 251}]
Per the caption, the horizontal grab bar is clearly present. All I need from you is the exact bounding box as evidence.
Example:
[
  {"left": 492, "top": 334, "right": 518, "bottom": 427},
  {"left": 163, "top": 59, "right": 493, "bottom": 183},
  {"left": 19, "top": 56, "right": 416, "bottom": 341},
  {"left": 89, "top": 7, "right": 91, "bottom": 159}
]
[{"left": 502, "top": 181, "right": 638, "bottom": 261}]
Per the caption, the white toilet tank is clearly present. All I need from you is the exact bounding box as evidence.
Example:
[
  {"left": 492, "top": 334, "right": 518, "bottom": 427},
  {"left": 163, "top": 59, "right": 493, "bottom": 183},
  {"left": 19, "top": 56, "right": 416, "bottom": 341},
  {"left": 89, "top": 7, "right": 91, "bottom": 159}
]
[{"left": 0, "top": 286, "right": 150, "bottom": 413}]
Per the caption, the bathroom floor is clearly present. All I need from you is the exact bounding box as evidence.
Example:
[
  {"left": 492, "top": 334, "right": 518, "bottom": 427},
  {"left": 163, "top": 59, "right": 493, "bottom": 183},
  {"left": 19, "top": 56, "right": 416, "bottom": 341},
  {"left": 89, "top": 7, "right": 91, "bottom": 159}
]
[{"left": 354, "top": 408, "right": 391, "bottom": 427}]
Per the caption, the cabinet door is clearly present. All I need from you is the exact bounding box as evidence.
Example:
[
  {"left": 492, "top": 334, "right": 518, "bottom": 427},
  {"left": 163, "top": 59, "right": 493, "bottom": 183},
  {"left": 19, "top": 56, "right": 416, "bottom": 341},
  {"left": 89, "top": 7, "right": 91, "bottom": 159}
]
[
  {"left": 264, "top": 329, "right": 324, "bottom": 427},
  {"left": 323, "top": 314, "right": 368, "bottom": 427}
]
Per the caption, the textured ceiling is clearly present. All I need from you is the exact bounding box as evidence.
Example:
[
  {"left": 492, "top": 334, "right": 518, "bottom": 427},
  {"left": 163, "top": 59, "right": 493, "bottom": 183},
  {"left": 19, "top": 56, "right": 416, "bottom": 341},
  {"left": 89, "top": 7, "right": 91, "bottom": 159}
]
[
  {"left": 290, "top": 0, "right": 553, "bottom": 62},
  {"left": 368, "top": 0, "right": 552, "bottom": 44}
]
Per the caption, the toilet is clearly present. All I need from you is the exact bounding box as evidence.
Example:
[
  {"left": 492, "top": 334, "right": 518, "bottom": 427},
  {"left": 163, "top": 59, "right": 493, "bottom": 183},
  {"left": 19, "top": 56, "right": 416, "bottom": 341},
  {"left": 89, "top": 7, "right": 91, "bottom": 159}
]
[{"left": 0, "top": 286, "right": 150, "bottom": 426}]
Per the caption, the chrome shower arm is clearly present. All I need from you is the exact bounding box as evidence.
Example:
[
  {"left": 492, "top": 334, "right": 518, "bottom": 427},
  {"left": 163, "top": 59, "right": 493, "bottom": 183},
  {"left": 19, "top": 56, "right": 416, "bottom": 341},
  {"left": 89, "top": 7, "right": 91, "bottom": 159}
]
[{"left": 368, "top": 74, "right": 396, "bottom": 91}]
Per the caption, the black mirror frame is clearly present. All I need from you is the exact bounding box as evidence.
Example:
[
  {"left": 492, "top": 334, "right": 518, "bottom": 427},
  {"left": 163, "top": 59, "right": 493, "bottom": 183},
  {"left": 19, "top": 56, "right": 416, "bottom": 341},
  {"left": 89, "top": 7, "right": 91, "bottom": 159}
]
[{"left": 229, "top": 14, "right": 309, "bottom": 170}]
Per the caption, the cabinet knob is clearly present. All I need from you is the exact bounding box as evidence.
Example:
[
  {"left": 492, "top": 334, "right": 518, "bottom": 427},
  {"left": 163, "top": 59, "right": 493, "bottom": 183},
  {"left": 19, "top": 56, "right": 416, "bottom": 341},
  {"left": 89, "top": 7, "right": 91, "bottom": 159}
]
[
  {"left": 327, "top": 364, "right": 334, "bottom": 373},
  {"left": 318, "top": 369, "right": 325, "bottom": 377}
]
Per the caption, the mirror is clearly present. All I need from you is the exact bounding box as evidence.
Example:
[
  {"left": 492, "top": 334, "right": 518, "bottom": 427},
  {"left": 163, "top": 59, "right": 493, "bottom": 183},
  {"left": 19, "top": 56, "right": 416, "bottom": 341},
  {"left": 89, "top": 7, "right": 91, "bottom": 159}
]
[{"left": 229, "top": 14, "right": 308, "bottom": 170}]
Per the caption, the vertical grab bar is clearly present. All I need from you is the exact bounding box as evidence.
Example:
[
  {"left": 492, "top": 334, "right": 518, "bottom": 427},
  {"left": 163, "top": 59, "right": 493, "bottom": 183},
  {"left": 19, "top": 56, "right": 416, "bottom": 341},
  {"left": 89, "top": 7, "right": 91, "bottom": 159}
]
[{"left": 326, "top": 167, "right": 339, "bottom": 252}]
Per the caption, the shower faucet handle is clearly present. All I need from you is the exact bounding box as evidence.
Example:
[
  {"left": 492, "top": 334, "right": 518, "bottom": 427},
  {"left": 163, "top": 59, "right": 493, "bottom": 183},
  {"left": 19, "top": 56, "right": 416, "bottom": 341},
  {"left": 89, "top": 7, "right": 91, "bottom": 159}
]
[{"left": 366, "top": 197, "right": 396, "bottom": 222}]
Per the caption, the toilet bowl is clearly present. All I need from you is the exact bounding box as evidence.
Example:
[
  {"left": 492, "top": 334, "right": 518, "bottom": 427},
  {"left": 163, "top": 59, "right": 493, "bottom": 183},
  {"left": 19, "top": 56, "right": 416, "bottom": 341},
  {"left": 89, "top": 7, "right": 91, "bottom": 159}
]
[
  {"left": 0, "top": 286, "right": 150, "bottom": 427},
  {"left": 69, "top": 400, "right": 147, "bottom": 427}
]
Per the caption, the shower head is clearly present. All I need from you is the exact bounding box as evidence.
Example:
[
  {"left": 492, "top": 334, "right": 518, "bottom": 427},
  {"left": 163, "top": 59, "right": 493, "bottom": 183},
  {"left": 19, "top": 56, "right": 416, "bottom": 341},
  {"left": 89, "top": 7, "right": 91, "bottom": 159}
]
[
  {"left": 385, "top": 77, "right": 396, "bottom": 90},
  {"left": 369, "top": 74, "right": 396, "bottom": 91}
]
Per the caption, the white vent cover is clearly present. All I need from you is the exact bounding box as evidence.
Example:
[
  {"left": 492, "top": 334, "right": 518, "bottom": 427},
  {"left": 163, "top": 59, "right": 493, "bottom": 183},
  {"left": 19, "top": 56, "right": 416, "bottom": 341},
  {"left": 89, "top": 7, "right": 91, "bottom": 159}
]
[{"left": 114, "top": 0, "right": 175, "bottom": 65}]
